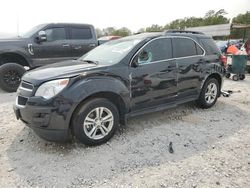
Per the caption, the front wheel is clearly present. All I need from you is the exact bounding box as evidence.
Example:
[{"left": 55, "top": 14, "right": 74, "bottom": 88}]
[
  {"left": 197, "top": 78, "right": 219, "bottom": 109},
  {"left": 0, "top": 63, "right": 26, "bottom": 92},
  {"left": 72, "top": 98, "right": 119, "bottom": 146}
]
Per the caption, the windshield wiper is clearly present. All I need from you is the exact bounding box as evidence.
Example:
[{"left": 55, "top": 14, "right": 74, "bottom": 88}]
[{"left": 80, "top": 59, "right": 99, "bottom": 65}]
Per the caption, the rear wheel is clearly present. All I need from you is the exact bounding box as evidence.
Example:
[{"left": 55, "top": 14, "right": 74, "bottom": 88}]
[
  {"left": 72, "top": 98, "right": 119, "bottom": 146},
  {"left": 232, "top": 75, "right": 239, "bottom": 81},
  {"left": 239, "top": 74, "right": 245, "bottom": 80},
  {"left": 197, "top": 78, "right": 219, "bottom": 109},
  {"left": 0, "top": 63, "right": 26, "bottom": 92}
]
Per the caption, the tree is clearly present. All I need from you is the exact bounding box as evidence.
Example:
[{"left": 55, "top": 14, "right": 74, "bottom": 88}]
[
  {"left": 231, "top": 11, "right": 250, "bottom": 39},
  {"left": 112, "top": 27, "right": 131, "bottom": 37},
  {"left": 95, "top": 28, "right": 103, "bottom": 38},
  {"left": 145, "top": 24, "right": 164, "bottom": 32},
  {"left": 103, "top": 27, "right": 116, "bottom": 36}
]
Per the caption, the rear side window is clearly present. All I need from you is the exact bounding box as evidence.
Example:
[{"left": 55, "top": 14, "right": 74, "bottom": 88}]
[
  {"left": 45, "top": 27, "right": 66, "bottom": 42},
  {"left": 200, "top": 38, "right": 220, "bottom": 55},
  {"left": 70, "top": 27, "right": 92, "bottom": 40},
  {"left": 172, "top": 38, "right": 197, "bottom": 58}
]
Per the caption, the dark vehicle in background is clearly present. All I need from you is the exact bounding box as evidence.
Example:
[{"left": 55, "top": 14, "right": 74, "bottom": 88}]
[
  {"left": 14, "top": 31, "right": 225, "bottom": 146},
  {"left": 0, "top": 23, "right": 98, "bottom": 92},
  {"left": 98, "top": 35, "right": 121, "bottom": 45}
]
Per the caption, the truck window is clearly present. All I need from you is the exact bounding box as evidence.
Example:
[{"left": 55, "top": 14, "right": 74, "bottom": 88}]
[
  {"left": 45, "top": 28, "right": 66, "bottom": 42},
  {"left": 172, "top": 38, "right": 197, "bottom": 58},
  {"left": 70, "top": 27, "right": 92, "bottom": 40}
]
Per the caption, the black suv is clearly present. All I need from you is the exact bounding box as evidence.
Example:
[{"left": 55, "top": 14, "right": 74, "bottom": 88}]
[
  {"left": 14, "top": 31, "right": 225, "bottom": 145},
  {"left": 0, "top": 23, "right": 97, "bottom": 92}
]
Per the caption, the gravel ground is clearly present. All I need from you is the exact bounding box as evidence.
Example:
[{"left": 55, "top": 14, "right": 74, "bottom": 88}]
[{"left": 0, "top": 76, "right": 250, "bottom": 188}]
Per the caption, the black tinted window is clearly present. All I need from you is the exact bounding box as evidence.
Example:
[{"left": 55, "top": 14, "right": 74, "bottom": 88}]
[
  {"left": 172, "top": 38, "right": 197, "bottom": 58},
  {"left": 71, "top": 27, "right": 92, "bottom": 39},
  {"left": 200, "top": 38, "right": 220, "bottom": 55},
  {"left": 138, "top": 38, "right": 172, "bottom": 64},
  {"left": 45, "top": 28, "right": 66, "bottom": 42}
]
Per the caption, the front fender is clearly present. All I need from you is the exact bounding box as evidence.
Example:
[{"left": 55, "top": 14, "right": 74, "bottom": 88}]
[{"left": 63, "top": 76, "right": 130, "bottom": 125}]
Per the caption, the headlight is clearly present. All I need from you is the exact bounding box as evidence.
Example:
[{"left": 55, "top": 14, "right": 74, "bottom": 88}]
[{"left": 35, "top": 78, "right": 69, "bottom": 99}]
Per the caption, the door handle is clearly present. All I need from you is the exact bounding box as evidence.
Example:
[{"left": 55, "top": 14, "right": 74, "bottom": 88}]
[
  {"left": 62, "top": 44, "right": 70, "bottom": 47},
  {"left": 89, "top": 43, "right": 96, "bottom": 47},
  {"left": 74, "top": 46, "right": 82, "bottom": 50}
]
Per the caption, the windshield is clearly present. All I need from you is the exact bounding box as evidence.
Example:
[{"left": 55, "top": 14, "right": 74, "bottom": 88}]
[
  {"left": 80, "top": 38, "right": 142, "bottom": 65},
  {"left": 21, "top": 24, "right": 47, "bottom": 38}
]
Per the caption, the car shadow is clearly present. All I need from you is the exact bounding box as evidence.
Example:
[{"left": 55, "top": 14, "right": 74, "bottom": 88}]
[{"left": 6, "top": 100, "right": 250, "bottom": 187}]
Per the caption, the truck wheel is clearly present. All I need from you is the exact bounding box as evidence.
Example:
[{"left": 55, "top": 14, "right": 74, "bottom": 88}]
[
  {"left": 225, "top": 73, "right": 231, "bottom": 78},
  {"left": 239, "top": 74, "right": 245, "bottom": 80},
  {"left": 72, "top": 98, "right": 119, "bottom": 146},
  {"left": 197, "top": 78, "right": 219, "bottom": 109},
  {"left": 232, "top": 75, "right": 239, "bottom": 81},
  {"left": 0, "top": 63, "right": 26, "bottom": 92}
]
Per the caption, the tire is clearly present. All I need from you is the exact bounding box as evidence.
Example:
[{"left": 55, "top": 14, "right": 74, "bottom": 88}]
[
  {"left": 247, "top": 66, "right": 250, "bottom": 74},
  {"left": 0, "top": 63, "right": 26, "bottom": 92},
  {"left": 239, "top": 74, "right": 245, "bottom": 80},
  {"left": 232, "top": 75, "right": 239, "bottom": 81},
  {"left": 197, "top": 78, "right": 219, "bottom": 109},
  {"left": 72, "top": 98, "right": 119, "bottom": 146},
  {"left": 225, "top": 73, "right": 231, "bottom": 78}
]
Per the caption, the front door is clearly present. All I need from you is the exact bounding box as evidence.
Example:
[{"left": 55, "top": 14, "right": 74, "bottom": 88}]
[
  {"left": 130, "top": 38, "right": 178, "bottom": 111},
  {"left": 32, "top": 27, "right": 71, "bottom": 66}
]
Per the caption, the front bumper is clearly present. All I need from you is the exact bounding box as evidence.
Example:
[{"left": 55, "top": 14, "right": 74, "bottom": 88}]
[{"left": 13, "top": 100, "right": 71, "bottom": 142}]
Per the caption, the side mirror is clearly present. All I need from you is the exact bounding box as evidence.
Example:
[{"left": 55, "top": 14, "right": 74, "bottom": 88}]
[{"left": 36, "top": 31, "right": 47, "bottom": 43}]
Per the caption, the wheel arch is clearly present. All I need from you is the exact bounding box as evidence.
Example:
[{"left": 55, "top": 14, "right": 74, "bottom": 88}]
[
  {"left": 69, "top": 91, "right": 128, "bottom": 133},
  {"left": 200, "top": 73, "right": 223, "bottom": 94},
  {"left": 0, "top": 52, "right": 31, "bottom": 67}
]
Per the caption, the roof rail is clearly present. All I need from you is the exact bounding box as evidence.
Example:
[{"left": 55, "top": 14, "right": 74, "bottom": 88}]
[{"left": 165, "top": 30, "right": 205, "bottom": 35}]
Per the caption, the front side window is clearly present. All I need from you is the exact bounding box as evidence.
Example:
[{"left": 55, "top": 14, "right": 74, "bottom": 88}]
[
  {"left": 45, "top": 28, "right": 66, "bottom": 42},
  {"left": 138, "top": 38, "right": 172, "bottom": 65},
  {"left": 70, "top": 28, "right": 92, "bottom": 40},
  {"left": 172, "top": 38, "right": 198, "bottom": 58}
]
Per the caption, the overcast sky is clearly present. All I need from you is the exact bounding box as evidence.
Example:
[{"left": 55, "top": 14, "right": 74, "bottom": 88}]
[{"left": 0, "top": 0, "right": 249, "bottom": 36}]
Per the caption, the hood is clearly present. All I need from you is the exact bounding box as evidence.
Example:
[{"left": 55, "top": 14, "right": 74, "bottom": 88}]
[
  {"left": 22, "top": 60, "right": 108, "bottom": 85},
  {"left": 0, "top": 37, "right": 27, "bottom": 48}
]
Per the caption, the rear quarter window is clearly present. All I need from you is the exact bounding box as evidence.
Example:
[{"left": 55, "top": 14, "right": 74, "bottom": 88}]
[
  {"left": 199, "top": 38, "right": 220, "bottom": 55},
  {"left": 70, "top": 27, "right": 92, "bottom": 40}
]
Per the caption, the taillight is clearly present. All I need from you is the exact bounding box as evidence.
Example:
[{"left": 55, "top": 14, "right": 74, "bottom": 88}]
[{"left": 220, "top": 55, "right": 227, "bottom": 66}]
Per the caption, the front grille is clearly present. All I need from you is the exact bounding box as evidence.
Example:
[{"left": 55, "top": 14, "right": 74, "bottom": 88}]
[{"left": 17, "top": 96, "right": 28, "bottom": 106}]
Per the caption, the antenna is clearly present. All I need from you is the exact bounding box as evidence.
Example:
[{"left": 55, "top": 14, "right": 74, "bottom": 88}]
[{"left": 16, "top": 13, "right": 19, "bottom": 37}]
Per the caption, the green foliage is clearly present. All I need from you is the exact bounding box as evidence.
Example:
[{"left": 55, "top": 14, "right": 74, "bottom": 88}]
[
  {"left": 163, "top": 9, "right": 229, "bottom": 30},
  {"left": 97, "top": 10, "right": 249, "bottom": 40},
  {"left": 145, "top": 24, "right": 164, "bottom": 32},
  {"left": 112, "top": 27, "right": 131, "bottom": 37},
  {"left": 231, "top": 11, "right": 250, "bottom": 39}
]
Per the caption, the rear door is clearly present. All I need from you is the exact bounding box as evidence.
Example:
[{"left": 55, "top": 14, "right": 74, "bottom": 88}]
[
  {"left": 32, "top": 27, "right": 71, "bottom": 66},
  {"left": 69, "top": 26, "right": 98, "bottom": 58},
  {"left": 172, "top": 37, "right": 205, "bottom": 99}
]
